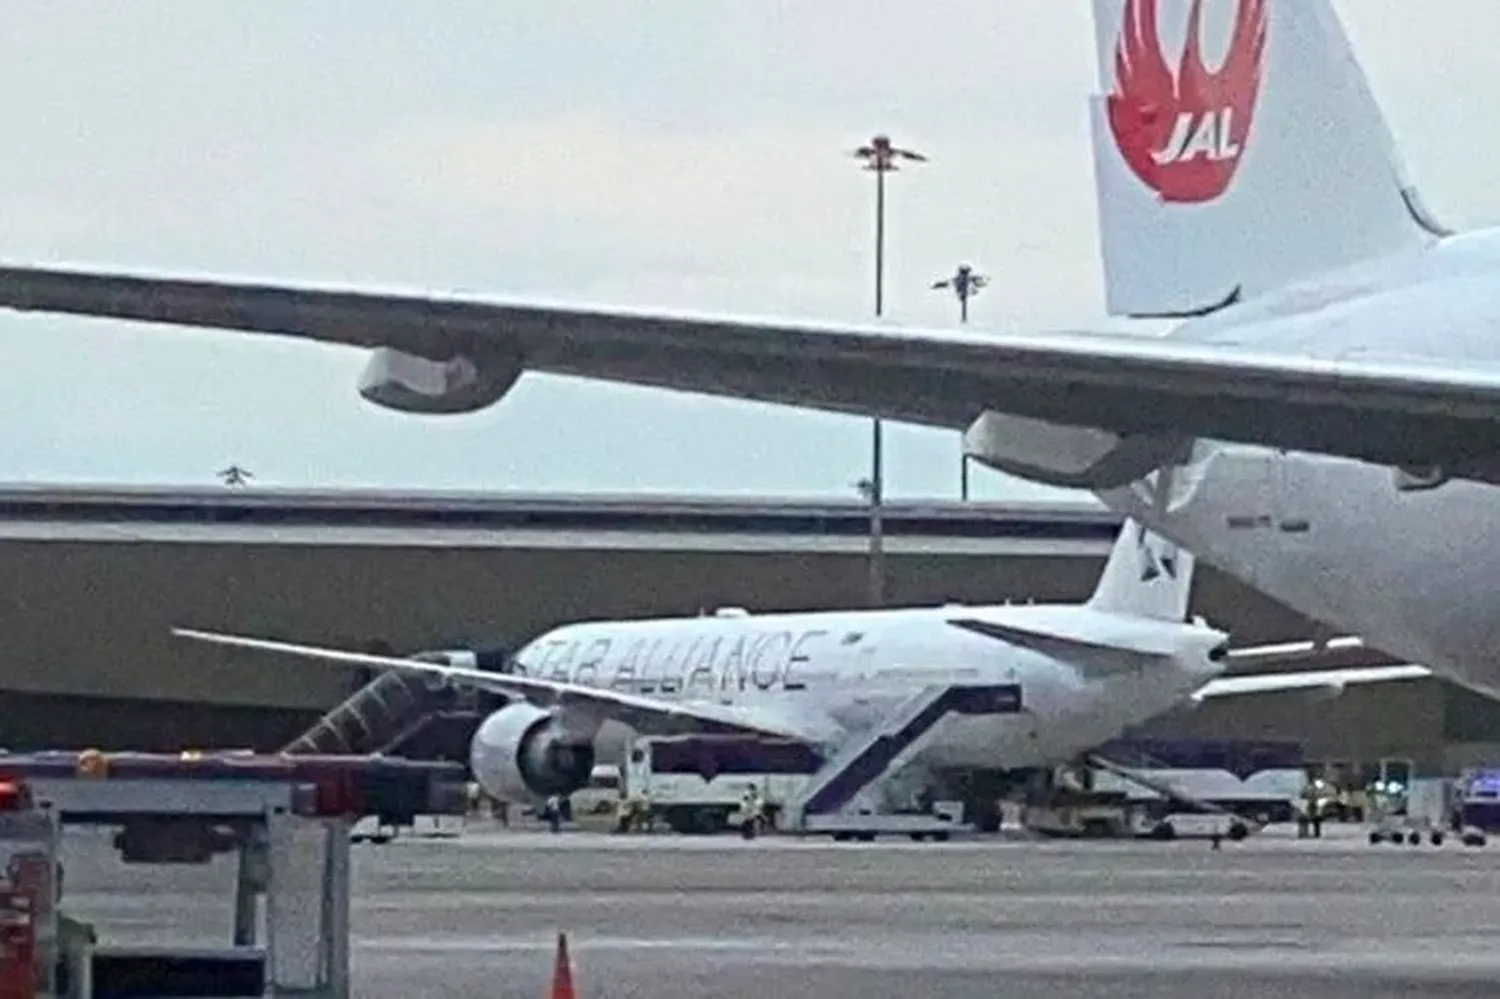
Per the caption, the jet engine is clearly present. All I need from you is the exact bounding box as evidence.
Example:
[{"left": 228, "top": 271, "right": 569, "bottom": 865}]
[
  {"left": 468, "top": 702, "right": 596, "bottom": 804},
  {"left": 357, "top": 346, "right": 522, "bottom": 414}
]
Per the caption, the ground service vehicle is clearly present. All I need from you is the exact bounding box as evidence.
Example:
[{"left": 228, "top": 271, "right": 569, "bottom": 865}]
[
  {"left": 623, "top": 735, "right": 821, "bottom": 834},
  {"left": 1090, "top": 738, "right": 1307, "bottom": 826}
]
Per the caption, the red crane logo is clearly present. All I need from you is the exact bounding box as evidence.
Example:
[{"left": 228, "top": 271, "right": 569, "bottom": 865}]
[{"left": 1106, "top": 0, "right": 1269, "bottom": 203}]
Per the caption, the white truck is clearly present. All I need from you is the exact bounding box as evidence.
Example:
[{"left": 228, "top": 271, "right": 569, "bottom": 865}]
[{"left": 622, "top": 734, "right": 822, "bottom": 834}]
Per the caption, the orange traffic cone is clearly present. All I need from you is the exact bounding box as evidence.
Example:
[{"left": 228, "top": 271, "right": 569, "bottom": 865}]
[{"left": 548, "top": 931, "right": 576, "bottom": 999}]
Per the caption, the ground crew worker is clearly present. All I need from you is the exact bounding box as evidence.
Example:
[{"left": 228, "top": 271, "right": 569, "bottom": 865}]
[
  {"left": 915, "top": 785, "right": 936, "bottom": 814},
  {"left": 541, "top": 794, "right": 563, "bottom": 833},
  {"left": 739, "top": 784, "right": 763, "bottom": 839},
  {"left": 630, "top": 793, "right": 654, "bottom": 833},
  {"left": 1297, "top": 775, "right": 1329, "bottom": 838},
  {"left": 1303, "top": 778, "right": 1328, "bottom": 838}
]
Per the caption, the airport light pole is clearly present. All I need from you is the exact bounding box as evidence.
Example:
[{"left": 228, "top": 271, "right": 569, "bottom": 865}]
[
  {"left": 217, "top": 465, "right": 253, "bottom": 487},
  {"left": 932, "top": 263, "right": 988, "bottom": 324},
  {"left": 931, "top": 264, "right": 990, "bottom": 500},
  {"left": 852, "top": 134, "right": 927, "bottom": 608}
]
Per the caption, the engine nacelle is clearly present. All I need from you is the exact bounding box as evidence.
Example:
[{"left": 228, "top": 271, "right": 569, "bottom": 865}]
[
  {"left": 410, "top": 647, "right": 516, "bottom": 672},
  {"left": 357, "top": 346, "right": 522, "bottom": 414},
  {"left": 468, "top": 702, "right": 596, "bottom": 804},
  {"left": 962, "top": 412, "right": 1190, "bottom": 489}
]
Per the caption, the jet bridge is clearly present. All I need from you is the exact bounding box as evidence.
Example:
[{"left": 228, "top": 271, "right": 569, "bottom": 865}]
[
  {"left": 785, "top": 683, "right": 1025, "bottom": 840},
  {"left": 0, "top": 750, "right": 467, "bottom": 999}
]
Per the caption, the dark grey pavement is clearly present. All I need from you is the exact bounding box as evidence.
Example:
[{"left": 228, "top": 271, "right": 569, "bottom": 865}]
[{"left": 54, "top": 826, "right": 1500, "bottom": 998}]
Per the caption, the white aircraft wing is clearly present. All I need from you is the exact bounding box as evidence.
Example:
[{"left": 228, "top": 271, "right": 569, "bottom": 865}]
[
  {"left": 6, "top": 265, "right": 1500, "bottom": 479},
  {"left": 172, "top": 628, "right": 826, "bottom": 744},
  {"left": 1191, "top": 664, "right": 1434, "bottom": 703}
]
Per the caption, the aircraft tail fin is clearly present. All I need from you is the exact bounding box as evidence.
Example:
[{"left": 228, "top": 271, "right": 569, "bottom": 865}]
[
  {"left": 1087, "top": 518, "right": 1195, "bottom": 623},
  {"left": 1087, "top": 0, "right": 1450, "bottom": 318}
]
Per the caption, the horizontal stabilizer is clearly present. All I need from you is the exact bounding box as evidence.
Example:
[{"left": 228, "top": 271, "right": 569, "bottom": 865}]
[
  {"left": 946, "top": 613, "right": 1207, "bottom": 678},
  {"left": 948, "top": 616, "right": 1177, "bottom": 658}
]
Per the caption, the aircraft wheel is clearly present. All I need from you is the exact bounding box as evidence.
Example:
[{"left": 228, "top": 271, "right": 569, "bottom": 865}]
[
  {"left": 1431, "top": 831, "right": 1445, "bottom": 846},
  {"left": 1368, "top": 831, "right": 1383, "bottom": 845},
  {"left": 931, "top": 831, "right": 951, "bottom": 842}
]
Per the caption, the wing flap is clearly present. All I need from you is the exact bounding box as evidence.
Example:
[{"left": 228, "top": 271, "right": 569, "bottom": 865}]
[{"left": 6, "top": 264, "right": 1500, "bottom": 470}]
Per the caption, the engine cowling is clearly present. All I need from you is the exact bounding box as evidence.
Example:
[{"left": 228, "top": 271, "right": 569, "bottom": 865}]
[
  {"left": 411, "top": 647, "right": 516, "bottom": 671},
  {"left": 962, "top": 412, "right": 1190, "bottom": 489},
  {"left": 357, "top": 346, "right": 522, "bottom": 414},
  {"left": 469, "top": 702, "right": 596, "bottom": 804}
]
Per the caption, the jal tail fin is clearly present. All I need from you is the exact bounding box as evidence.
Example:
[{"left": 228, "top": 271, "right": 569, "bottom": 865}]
[
  {"left": 1087, "top": 518, "right": 1196, "bottom": 623},
  {"left": 1086, "top": 0, "right": 1451, "bottom": 318}
]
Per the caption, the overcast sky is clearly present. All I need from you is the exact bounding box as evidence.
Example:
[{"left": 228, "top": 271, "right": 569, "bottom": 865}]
[{"left": 1, "top": 1, "right": 1495, "bottom": 501}]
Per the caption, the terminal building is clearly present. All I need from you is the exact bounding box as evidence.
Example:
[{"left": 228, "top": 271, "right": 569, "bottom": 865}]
[{"left": 0, "top": 484, "right": 1495, "bottom": 778}]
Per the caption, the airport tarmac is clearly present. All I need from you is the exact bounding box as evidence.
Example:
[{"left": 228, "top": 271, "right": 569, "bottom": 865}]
[{"left": 53, "top": 824, "right": 1500, "bottom": 998}]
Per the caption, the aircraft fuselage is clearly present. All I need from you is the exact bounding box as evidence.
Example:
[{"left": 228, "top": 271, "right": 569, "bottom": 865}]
[
  {"left": 507, "top": 605, "right": 1223, "bottom": 771},
  {"left": 1101, "top": 229, "right": 1500, "bottom": 698}
]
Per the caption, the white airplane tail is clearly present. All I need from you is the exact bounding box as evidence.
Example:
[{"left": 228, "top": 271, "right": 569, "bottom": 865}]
[
  {"left": 1087, "top": 0, "right": 1450, "bottom": 318},
  {"left": 1087, "top": 518, "right": 1195, "bottom": 622}
]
